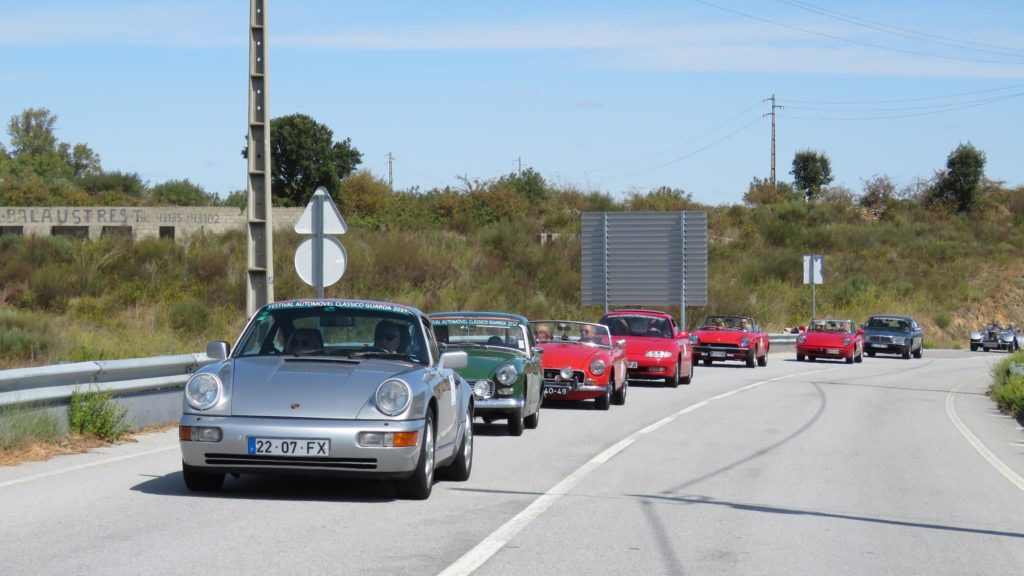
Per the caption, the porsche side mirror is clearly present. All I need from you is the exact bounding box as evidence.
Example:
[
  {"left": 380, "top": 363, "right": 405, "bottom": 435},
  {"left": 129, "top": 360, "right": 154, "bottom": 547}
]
[
  {"left": 439, "top": 351, "right": 468, "bottom": 370},
  {"left": 206, "top": 341, "right": 230, "bottom": 360}
]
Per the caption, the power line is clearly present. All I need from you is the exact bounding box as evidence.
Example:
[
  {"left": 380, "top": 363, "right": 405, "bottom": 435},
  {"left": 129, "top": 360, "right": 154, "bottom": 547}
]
[
  {"left": 785, "top": 81, "right": 1024, "bottom": 105},
  {"left": 785, "top": 91, "right": 1024, "bottom": 120},
  {"left": 691, "top": 0, "right": 1024, "bottom": 66},
  {"left": 774, "top": 0, "right": 1024, "bottom": 58}
]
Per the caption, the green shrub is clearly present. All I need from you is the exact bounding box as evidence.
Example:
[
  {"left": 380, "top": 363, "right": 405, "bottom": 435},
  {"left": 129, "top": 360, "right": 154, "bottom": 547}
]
[
  {"left": 0, "top": 403, "right": 61, "bottom": 450},
  {"left": 68, "top": 385, "right": 131, "bottom": 441},
  {"left": 990, "top": 353, "right": 1024, "bottom": 418},
  {"left": 165, "top": 298, "right": 212, "bottom": 336},
  {"left": 934, "top": 312, "right": 951, "bottom": 330}
]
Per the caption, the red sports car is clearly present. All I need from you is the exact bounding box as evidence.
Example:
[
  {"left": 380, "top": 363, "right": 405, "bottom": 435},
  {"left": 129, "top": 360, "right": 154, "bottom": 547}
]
[
  {"left": 530, "top": 321, "right": 628, "bottom": 409},
  {"left": 796, "top": 319, "right": 864, "bottom": 364},
  {"left": 690, "top": 315, "right": 769, "bottom": 368},
  {"left": 597, "top": 309, "right": 694, "bottom": 387}
]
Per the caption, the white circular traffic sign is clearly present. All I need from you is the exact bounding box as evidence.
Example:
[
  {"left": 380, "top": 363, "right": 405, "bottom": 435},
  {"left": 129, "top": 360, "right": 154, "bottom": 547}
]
[{"left": 294, "top": 236, "right": 347, "bottom": 287}]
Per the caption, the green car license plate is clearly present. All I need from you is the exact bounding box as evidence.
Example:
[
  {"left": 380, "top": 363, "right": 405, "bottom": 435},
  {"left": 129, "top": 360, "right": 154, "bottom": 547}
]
[{"left": 247, "top": 437, "right": 329, "bottom": 456}]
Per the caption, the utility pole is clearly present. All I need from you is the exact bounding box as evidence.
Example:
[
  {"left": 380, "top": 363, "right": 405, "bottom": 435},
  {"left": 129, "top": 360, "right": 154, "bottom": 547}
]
[
  {"left": 763, "top": 94, "right": 783, "bottom": 187},
  {"left": 246, "top": 0, "right": 274, "bottom": 317},
  {"left": 387, "top": 152, "right": 394, "bottom": 190},
  {"left": 517, "top": 156, "right": 522, "bottom": 176}
]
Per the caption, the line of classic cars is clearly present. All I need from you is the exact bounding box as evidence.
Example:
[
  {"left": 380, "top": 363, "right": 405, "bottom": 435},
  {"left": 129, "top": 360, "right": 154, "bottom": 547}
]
[{"left": 178, "top": 297, "right": 965, "bottom": 499}]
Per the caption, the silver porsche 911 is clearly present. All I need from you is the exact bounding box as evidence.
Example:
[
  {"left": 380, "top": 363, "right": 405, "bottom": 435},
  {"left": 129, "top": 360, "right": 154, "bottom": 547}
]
[{"left": 179, "top": 299, "right": 474, "bottom": 500}]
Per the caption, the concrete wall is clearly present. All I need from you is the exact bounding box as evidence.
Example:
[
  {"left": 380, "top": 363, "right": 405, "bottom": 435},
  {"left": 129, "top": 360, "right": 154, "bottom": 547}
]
[{"left": 0, "top": 206, "right": 304, "bottom": 242}]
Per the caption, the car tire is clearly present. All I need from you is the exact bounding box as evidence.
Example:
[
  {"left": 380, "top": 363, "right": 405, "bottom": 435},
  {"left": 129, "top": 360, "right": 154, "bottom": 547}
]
[
  {"left": 507, "top": 406, "right": 525, "bottom": 436},
  {"left": 757, "top": 351, "right": 768, "bottom": 367},
  {"left": 913, "top": 345, "right": 922, "bottom": 359},
  {"left": 703, "top": 357, "right": 713, "bottom": 366},
  {"left": 902, "top": 346, "right": 911, "bottom": 360},
  {"left": 796, "top": 353, "right": 805, "bottom": 361},
  {"left": 867, "top": 350, "right": 875, "bottom": 357},
  {"left": 664, "top": 361, "right": 680, "bottom": 388},
  {"left": 970, "top": 343, "right": 978, "bottom": 352},
  {"left": 745, "top": 353, "right": 756, "bottom": 368},
  {"left": 182, "top": 463, "right": 225, "bottom": 492},
  {"left": 595, "top": 383, "right": 612, "bottom": 410},
  {"left": 846, "top": 355, "right": 854, "bottom": 364},
  {"left": 524, "top": 401, "right": 541, "bottom": 429},
  {"left": 440, "top": 414, "right": 473, "bottom": 482},
  {"left": 612, "top": 377, "right": 628, "bottom": 405},
  {"left": 680, "top": 360, "right": 693, "bottom": 385},
  {"left": 396, "top": 412, "right": 435, "bottom": 500},
  {"left": 855, "top": 349, "right": 863, "bottom": 363},
  {"left": 808, "top": 356, "right": 816, "bottom": 362}
]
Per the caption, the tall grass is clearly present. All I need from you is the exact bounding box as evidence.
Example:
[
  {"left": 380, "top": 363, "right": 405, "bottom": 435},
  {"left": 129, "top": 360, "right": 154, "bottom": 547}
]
[
  {"left": 989, "top": 352, "right": 1024, "bottom": 418},
  {"left": 0, "top": 403, "right": 61, "bottom": 451}
]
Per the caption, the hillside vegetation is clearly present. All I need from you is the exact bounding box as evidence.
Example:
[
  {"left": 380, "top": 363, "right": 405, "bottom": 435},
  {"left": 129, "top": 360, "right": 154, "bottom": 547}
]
[{"left": 2, "top": 169, "right": 1024, "bottom": 369}]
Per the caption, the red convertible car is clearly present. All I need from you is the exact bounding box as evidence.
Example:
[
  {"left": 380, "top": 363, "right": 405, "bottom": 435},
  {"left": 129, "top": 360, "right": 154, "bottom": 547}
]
[
  {"left": 690, "top": 315, "right": 769, "bottom": 368},
  {"left": 597, "top": 309, "right": 693, "bottom": 387},
  {"left": 796, "top": 319, "right": 864, "bottom": 364},
  {"left": 530, "top": 321, "right": 628, "bottom": 409}
]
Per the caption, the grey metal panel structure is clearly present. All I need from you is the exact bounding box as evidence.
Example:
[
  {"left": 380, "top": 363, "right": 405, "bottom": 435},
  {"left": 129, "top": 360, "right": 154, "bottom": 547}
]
[
  {"left": 581, "top": 212, "right": 708, "bottom": 323},
  {"left": 246, "top": 0, "right": 274, "bottom": 317}
]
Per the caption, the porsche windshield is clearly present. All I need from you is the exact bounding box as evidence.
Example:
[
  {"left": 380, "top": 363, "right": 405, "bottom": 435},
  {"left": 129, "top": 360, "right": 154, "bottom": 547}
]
[{"left": 234, "top": 303, "right": 428, "bottom": 363}]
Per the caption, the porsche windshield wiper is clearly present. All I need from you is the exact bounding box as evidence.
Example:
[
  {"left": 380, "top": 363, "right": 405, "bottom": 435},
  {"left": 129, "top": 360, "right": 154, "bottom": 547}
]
[{"left": 352, "top": 351, "right": 423, "bottom": 363}]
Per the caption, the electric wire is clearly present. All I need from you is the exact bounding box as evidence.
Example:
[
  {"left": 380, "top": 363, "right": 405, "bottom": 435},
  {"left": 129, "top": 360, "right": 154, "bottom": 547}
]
[{"left": 785, "top": 81, "right": 1024, "bottom": 105}]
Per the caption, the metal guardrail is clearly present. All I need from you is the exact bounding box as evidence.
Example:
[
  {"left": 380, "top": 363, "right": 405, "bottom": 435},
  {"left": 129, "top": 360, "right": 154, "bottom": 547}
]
[{"left": 0, "top": 354, "right": 216, "bottom": 430}]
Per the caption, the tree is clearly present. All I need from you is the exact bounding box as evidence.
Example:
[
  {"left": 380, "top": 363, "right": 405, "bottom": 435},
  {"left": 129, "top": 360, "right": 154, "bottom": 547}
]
[
  {"left": 790, "top": 150, "right": 833, "bottom": 201},
  {"left": 7, "top": 108, "right": 59, "bottom": 156},
  {"left": 858, "top": 175, "right": 895, "bottom": 218},
  {"left": 259, "top": 113, "right": 363, "bottom": 207},
  {"left": 929, "top": 143, "right": 985, "bottom": 212},
  {"left": 149, "top": 179, "right": 216, "bottom": 206},
  {"left": 63, "top": 143, "right": 102, "bottom": 178},
  {"left": 743, "top": 177, "right": 799, "bottom": 206}
]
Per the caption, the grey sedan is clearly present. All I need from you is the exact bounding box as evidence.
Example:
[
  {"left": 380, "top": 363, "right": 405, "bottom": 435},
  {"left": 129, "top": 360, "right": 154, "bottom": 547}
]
[{"left": 179, "top": 299, "right": 474, "bottom": 500}]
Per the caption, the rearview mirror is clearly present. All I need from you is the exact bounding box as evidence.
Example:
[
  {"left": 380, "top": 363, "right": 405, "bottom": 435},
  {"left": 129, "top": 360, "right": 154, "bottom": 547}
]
[{"left": 439, "top": 351, "right": 468, "bottom": 370}]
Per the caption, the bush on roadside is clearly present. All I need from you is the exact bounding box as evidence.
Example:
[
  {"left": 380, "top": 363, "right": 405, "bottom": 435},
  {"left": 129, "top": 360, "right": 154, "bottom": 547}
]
[
  {"left": 990, "top": 352, "right": 1024, "bottom": 418},
  {"left": 68, "top": 385, "right": 131, "bottom": 441}
]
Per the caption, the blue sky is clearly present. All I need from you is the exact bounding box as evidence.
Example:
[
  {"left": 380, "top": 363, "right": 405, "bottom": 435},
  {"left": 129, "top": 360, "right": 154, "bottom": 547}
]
[{"left": 1, "top": 1, "right": 1022, "bottom": 206}]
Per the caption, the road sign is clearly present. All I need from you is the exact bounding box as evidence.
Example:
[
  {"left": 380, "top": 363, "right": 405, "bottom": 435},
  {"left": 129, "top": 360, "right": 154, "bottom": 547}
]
[
  {"left": 295, "top": 236, "right": 347, "bottom": 287},
  {"left": 295, "top": 187, "right": 347, "bottom": 234},
  {"left": 803, "top": 254, "right": 824, "bottom": 285},
  {"left": 294, "top": 187, "right": 348, "bottom": 296}
]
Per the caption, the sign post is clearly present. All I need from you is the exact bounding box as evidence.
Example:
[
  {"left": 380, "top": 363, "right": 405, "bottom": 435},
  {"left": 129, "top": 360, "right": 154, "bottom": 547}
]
[
  {"left": 803, "top": 254, "right": 824, "bottom": 318},
  {"left": 295, "top": 187, "right": 348, "bottom": 296}
]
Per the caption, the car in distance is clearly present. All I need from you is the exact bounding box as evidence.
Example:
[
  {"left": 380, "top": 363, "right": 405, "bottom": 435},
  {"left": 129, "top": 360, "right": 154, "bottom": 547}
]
[
  {"left": 428, "top": 312, "right": 543, "bottom": 436},
  {"left": 597, "top": 309, "right": 693, "bottom": 387},
  {"left": 179, "top": 298, "right": 474, "bottom": 500},
  {"left": 529, "top": 320, "right": 628, "bottom": 409},
  {"left": 796, "top": 319, "right": 864, "bottom": 364},
  {"left": 862, "top": 315, "right": 924, "bottom": 359},
  {"left": 969, "top": 322, "right": 1019, "bottom": 352},
  {"left": 690, "top": 315, "right": 769, "bottom": 368}
]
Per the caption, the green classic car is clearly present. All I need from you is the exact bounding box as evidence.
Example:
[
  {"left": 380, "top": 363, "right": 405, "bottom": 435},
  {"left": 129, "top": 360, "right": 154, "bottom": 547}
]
[{"left": 428, "top": 312, "right": 543, "bottom": 436}]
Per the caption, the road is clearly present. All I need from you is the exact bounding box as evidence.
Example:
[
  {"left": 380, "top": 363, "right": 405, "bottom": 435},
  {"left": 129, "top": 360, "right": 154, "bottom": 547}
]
[{"left": 1, "top": 350, "right": 1022, "bottom": 575}]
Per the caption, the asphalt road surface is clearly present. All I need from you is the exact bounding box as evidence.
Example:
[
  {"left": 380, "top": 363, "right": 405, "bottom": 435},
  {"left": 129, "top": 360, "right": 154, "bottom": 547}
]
[{"left": 1, "top": 350, "right": 1022, "bottom": 575}]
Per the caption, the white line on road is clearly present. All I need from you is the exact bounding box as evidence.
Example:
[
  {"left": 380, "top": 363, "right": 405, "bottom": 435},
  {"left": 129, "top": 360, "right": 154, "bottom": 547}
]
[
  {"left": 946, "top": 377, "right": 1024, "bottom": 493},
  {"left": 437, "top": 368, "right": 835, "bottom": 576},
  {"left": 0, "top": 445, "right": 178, "bottom": 489}
]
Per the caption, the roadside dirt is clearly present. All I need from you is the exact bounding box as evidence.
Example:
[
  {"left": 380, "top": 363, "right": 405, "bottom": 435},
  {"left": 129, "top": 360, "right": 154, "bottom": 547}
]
[{"left": 0, "top": 423, "right": 177, "bottom": 467}]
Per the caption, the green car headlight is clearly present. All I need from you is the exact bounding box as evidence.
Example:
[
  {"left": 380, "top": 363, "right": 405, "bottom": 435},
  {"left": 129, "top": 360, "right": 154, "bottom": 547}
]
[{"left": 496, "top": 364, "right": 518, "bottom": 386}]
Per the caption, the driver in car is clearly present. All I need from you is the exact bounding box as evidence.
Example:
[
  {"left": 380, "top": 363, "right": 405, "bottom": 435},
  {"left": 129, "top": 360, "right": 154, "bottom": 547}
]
[{"left": 373, "top": 321, "right": 404, "bottom": 352}]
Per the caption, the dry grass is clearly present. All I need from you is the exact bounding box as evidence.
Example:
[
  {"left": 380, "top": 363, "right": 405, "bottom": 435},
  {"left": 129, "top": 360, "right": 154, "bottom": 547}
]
[{"left": 0, "top": 422, "right": 177, "bottom": 467}]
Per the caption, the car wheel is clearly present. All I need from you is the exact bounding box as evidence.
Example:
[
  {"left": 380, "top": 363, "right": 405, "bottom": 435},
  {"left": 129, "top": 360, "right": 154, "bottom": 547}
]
[
  {"left": 913, "top": 345, "right": 922, "bottom": 359},
  {"left": 396, "top": 411, "right": 435, "bottom": 500},
  {"left": 440, "top": 413, "right": 473, "bottom": 482},
  {"left": 796, "top": 353, "right": 805, "bottom": 361},
  {"left": 613, "top": 376, "right": 628, "bottom": 405},
  {"left": 664, "top": 361, "right": 680, "bottom": 388},
  {"left": 808, "top": 356, "right": 816, "bottom": 362},
  {"left": 970, "top": 343, "right": 978, "bottom": 352},
  {"left": 845, "top": 354, "right": 854, "bottom": 364},
  {"left": 855, "top": 349, "right": 863, "bottom": 363},
  {"left": 867, "top": 350, "right": 875, "bottom": 357},
  {"left": 745, "top": 352, "right": 756, "bottom": 368},
  {"left": 524, "top": 400, "right": 541, "bottom": 429},
  {"left": 703, "top": 357, "right": 713, "bottom": 366},
  {"left": 680, "top": 360, "right": 693, "bottom": 385},
  {"left": 182, "top": 463, "right": 225, "bottom": 492},
  {"left": 757, "top": 351, "right": 768, "bottom": 367},
  {"left": 507, "top": 406, "right": 525, "bottom": 436},
  {"left": 902, "top": 346, "right": 911, "bottom": 360}
]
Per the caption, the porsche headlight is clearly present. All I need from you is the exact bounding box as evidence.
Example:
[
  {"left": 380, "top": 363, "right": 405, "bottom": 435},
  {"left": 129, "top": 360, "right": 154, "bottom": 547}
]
[
  {"left": 843, "top": 338, "right": 851, "bottom": 346},
  {"left": 496, "top": 364, "right": 518, "bottom": 386},
  {"left": 376, "top": 379, "right": 412, "bottom": 416},
  {"left": 185, "top": 373, "right": 222, "bottom": 411},
  {"left": 589, "top": 359, "right": 606, "bottom": 376},
  {"left": 645, "top": 350, "right": 672, "bottom": 359}
]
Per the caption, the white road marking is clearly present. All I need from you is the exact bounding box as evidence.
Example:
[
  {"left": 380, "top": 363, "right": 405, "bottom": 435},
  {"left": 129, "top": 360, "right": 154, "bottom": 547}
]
[
  {"left": 946, "top": 377, "right": 1024, "bottom": 493},
  {"left": 0, "top": 445, "right": 178, "bottom": 489},
  {"left": 437, "top": 368, "right": 834, "bottom": 576}
]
